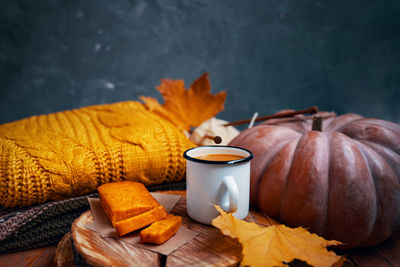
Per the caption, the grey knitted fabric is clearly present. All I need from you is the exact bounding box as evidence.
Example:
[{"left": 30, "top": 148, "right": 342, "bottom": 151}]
[{"left": 0, "top": 193, "right": 94, "bottom": 254}]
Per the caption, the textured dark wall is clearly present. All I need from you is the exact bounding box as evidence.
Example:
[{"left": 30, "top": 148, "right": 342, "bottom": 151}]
[{"left": 1, "top": 0, "right": 400, "bottom": 126}]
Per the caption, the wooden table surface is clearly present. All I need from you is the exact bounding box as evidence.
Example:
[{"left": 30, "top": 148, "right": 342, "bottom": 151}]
[{"left": 1, "top": 190, "right": 400, "bottom": 267}]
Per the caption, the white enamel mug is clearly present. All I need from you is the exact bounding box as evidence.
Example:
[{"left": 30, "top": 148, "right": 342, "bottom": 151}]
[{"left": 183, "top": 146, "right": 253, "bottom": 224}]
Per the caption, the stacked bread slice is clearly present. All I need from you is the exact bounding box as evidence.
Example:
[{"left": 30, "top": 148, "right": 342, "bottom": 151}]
[{"left": 98, "top": 181, "right": 181, "bottom": 244}]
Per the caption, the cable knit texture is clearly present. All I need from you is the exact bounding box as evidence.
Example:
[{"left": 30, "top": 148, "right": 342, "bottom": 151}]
[{"left": 0, "top": 101, "right": 194, "bottom": 207}]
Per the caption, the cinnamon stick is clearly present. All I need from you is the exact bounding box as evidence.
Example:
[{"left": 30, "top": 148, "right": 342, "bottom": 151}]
[
  {"left": 223, "top": 106, "right": 319, "bottom": 127},
  {"left": 261, "top": 112, "right": 336, "bottom": 125},
  {"left": 204, "top": 134, "right": 222, "bottom": 144}
]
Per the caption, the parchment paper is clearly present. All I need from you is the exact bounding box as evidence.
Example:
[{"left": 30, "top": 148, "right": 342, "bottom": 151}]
[{"left": 85, "top": 193, "right": 199, "bottom": 255}]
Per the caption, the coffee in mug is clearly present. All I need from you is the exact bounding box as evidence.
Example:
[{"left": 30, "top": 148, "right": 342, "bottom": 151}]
[
  {"left": 183, "top": 146, "right": 253, "bottom": 224},
  {"left": 195, "top": 154, "right": 246, "bottom": 161}
]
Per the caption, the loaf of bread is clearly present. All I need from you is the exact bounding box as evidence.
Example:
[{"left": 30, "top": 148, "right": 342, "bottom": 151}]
[
  {"left": 97, "top": 181, "right": 181, "bottom": 239},
  {"left": 98, "top": 181, "right": 160, "bottom": 225},
  {"left": 140, "top": 214, "right": 182, "bottom": 244},
  {"left": 114, "top": 205, "right": 168, "bottom": 236}
]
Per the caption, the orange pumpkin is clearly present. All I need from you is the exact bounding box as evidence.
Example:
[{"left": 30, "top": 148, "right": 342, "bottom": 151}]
[{"left": 229, "top": 112, "right": 400, "bottom": 248}]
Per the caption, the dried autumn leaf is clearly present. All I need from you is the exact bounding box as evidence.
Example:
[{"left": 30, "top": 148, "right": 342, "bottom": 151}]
[
  {"left": 212, "top": 206, "right": 344, "bottom": 267},
  {"left": 140, "top": 73, "right": 226, "bottom": 132}
]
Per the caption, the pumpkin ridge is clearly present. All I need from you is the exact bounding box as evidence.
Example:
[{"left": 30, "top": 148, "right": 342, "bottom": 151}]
[
  {"left": 351, "top": 139, "right": 400, "bottom": 246},
  {"left": 254, "top": 138, "right": 298, "bottom": 209},
  {"left": 357, "top": 140, "right": 400, "bottom": 184},
  {"left": 258, "top": 137, "right": 300, "bottom": 219},
  {"left": 339, "top": 122, "right": 400, "bottom": 155},
  {"left": 353, "top": 136, "right": 399, "bottom": 153},
  {"left": 279, "top": 135, "right": 304, "bottom": 220},
  {"left": 323, "top": 132, "right": 332, "bottom": 239},
  {"left": 352, "top": 119, "right": 400, "bottom": 133},
  {"left": 276, "top": 137, "right": 302, "bottom": 220},
  {"left": 281, "top": 131, "right": 330, "bottom": 235},
  {"left": 325, "top": 132, "right": 377, "bottom": 247},
  {"left": 351, "top": 139, "right": 379, "bottom": 246},
  {"left": 323, "top": 114, "right": 364, "bottom": 132}
]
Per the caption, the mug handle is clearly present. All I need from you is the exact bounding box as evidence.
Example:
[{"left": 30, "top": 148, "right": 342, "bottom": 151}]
[{"left": 220, "top": 175, "right": 239, "bottom": 213}]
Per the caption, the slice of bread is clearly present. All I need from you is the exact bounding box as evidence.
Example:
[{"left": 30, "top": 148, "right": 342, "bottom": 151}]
[
  {"left": 140, "top": 214, "right": 182, "bottom": 244},
  {"left": 114, "top": 205, "right": 168, "bottom": 236},
  {"left": 98, "top": 181, "right": 160, "bottom": 225}
]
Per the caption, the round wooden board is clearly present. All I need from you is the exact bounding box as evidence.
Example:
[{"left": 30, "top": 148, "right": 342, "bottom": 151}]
[
  {"left": 70, "top": 194, "right": 275, "bottom": 267},
  {"left": 55, "top": 232, "right": 75, "bottom": 267}
]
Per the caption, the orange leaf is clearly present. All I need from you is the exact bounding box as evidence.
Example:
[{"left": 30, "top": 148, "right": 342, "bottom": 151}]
[
  {"left": 212, "top": 206, "right": 345, "bottom": 267},
  {"left": 140, "top": 73, "right": 226, "bottom": 132}
]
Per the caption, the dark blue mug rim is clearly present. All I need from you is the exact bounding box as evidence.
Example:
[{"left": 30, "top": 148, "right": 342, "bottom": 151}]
[{"left": 183, "top": 145, "right": 253, "bottom": 165}]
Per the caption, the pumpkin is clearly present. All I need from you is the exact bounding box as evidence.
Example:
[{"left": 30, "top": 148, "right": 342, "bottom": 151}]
[{"left": 228, "top": 111, "right": 400, "bottom": 248}]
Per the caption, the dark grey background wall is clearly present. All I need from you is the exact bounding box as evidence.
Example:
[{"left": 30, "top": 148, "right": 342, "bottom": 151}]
[{"left": 1, "top": 0, "right": 399, "bottom": 126}]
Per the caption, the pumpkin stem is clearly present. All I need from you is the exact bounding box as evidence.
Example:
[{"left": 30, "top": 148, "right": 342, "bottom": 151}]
[{"left": 312, "top": 116, "right": 323, "bottom": 131}]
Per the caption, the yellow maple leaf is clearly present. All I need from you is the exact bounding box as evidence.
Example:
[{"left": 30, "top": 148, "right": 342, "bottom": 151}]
[
  {"left": 140, "top": 73, "right": 226, "bottom": 132},
  {"left": 212, "top": 206, "right": 344, "bottom": 267}
]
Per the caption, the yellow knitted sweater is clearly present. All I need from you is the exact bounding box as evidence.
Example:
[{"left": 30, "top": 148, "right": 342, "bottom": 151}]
[{"left": 0, "top": 101, "right": 194, "bottom": 207}]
